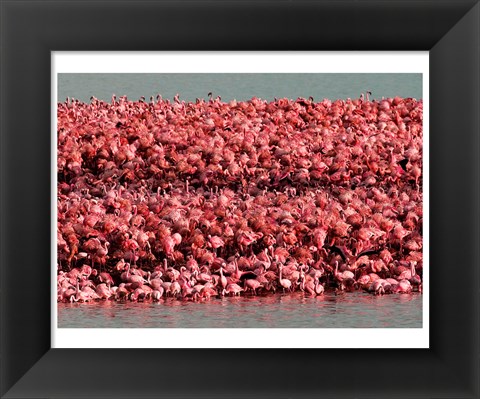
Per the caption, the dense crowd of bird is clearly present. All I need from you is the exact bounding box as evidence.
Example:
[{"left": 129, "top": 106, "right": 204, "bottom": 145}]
[{"left": 57, "top": 93, "right": 423, "bottom": 302}]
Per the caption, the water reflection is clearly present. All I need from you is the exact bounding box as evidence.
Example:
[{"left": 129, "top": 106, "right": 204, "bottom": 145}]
[{"left": 58, "top": 292, "right": 422, "bottom": 329}]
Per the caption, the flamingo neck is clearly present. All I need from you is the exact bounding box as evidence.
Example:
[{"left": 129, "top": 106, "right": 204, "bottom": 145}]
[
  {"left": 265, "top": 251, "right": 271, "bottom": 267},
  {"left": 234, "top": 260, "right": 239, "bottom": 276}
]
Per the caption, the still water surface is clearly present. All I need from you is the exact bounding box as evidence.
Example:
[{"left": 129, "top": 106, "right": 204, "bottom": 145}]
[
  {"left": 58, "top": 292, "right": 422, "bottom": 328},
  {"left": 58, "top": 73, "right": 422, "bottom": 103}
]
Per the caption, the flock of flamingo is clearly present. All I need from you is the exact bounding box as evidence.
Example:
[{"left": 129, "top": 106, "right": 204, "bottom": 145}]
[{"left": 57, "top": 93, "right": 423, "bottom": 303}]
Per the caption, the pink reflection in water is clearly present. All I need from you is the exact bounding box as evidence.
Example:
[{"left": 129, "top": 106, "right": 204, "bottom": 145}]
[{"left": 58, "top": 292, "right": 422, "bottom": 329}]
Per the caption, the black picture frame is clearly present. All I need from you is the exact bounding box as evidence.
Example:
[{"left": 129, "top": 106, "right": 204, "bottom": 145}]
[{"left": 1, "top": 0, "right": 479, "bottom": 398}]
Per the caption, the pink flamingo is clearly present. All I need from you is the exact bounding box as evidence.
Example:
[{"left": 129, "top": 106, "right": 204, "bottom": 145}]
[
  {"left": 369, "top": 280, "right": 385, "bottom": 295},
  {"left": 223, "top": 283, "right": 243, "bottom": 296},
  {"left": 121, "top": 263, "right": 146, "bottom": 284},
  {"left": 244, "top": 279, "right": 262, "bottom": 295},
  {"left": 152, "top": 288, "right": 164, "bottom": 301},
  {"left": 95, "top": 283, "right": 113, "bottom": 299},
  {"left": 124, "top": 237, "right": 140, "bottom": 265},
  {"left": 147, "top": 272, "right": 163, "bottom": 290},
  {"left": 218, "top": 266, "right": 228, "bottom": 294},
  {"left": 278, "top": 265, "right": 292, "bottom": 293},
  {"left": 334, "top": 261, "right": 355, "bottom": 291},
  {"left": 303, "top": 275, "right": 324, "bottom": 297},
  {"left": 115, "top": 284, "right": 129, "bottom": 301},
  {"left": 98, "top": 271, "right": 114, "bottom": 286},
  {"left": 208, "top": 235, "right": 225, "bottom": 256}
]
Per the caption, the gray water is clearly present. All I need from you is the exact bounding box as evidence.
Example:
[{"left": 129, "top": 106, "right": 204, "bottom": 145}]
[
  {"left": 58, "top": 292, "right": 422, "bottom": 328},
  {"left": 57, "top": 73, "right": 422, "bottom": 329},
  {"left": 58, "top": 73, "right": 422, "bottom": 103}
]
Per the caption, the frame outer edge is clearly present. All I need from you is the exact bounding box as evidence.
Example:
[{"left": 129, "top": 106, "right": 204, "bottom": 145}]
[
  {"left": 0, "top": 0, "right": 479, "bottom": 398},
  {"left": 431, "top": 2, "right": 480, "bottom": 397}
]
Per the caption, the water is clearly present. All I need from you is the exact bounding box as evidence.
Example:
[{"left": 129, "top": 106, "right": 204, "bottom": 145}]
[
  {"left": 57, "top": 73, "right": 423, "bottom": 329},
  {"left": 58, "top": 73, "right": 422, "bottom": 103},
  {"left": 58, "top": 292, "right": 422, "bottom": 328}
]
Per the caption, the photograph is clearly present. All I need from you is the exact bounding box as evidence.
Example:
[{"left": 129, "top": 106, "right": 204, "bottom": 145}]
[
  {"left": 2, "top": 1, "right": 479, "bottom": 398},
  {"left": 56, "top": 66, "right": 425, "bottom": 330}
]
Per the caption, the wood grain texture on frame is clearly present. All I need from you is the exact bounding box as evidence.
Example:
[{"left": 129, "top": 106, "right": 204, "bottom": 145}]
[{"left": 0, "top": 0, "right": 479, "bottom": 398}]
